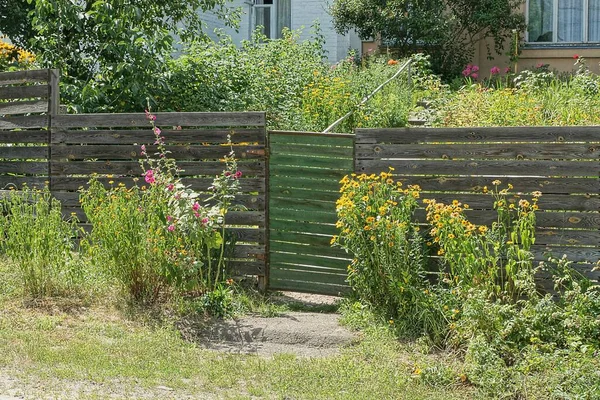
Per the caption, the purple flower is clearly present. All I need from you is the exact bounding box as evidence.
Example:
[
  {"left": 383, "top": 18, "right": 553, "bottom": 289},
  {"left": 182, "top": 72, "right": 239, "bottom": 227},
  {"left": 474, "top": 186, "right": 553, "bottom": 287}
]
[
  {"left": 490, "top": 66, "right": 500, "bottom": 75},
  {"left": 471, "top": 65, "right": 479, "bottom": 73},
  {"left": 504, "top": 66, "right": 511, "bottom": 74}
]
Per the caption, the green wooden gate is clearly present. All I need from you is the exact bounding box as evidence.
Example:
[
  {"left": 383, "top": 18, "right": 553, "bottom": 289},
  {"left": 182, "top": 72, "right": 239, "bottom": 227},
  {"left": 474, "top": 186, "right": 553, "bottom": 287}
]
[{"left": 268, "top": 131, "right": 353, "bottom": 294}]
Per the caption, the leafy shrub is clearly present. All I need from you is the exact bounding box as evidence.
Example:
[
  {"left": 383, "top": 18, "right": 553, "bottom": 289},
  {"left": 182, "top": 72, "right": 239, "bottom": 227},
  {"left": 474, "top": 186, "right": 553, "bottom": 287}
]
[
  {"left": 332, "top": 171, "right": 445, "bottom": 338},
  {"left": 80, "top": 110, "right": 241, "bottom": 304},
  {"left": 164, "top": 27, "right": 413, "bottom": 132},
  {"left": 0, "top": 185, "right": 78, "bottom": 297}
]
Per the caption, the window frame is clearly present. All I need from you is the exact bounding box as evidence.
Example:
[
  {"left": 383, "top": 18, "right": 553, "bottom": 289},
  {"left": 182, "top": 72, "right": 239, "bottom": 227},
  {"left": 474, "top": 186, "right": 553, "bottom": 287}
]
[{"left": 526, "top": 0, "right": 600, "bottom": 44}]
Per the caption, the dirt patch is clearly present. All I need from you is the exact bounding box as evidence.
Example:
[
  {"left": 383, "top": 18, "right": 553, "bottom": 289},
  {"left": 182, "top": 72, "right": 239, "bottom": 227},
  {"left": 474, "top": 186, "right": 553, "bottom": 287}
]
[{"left": 180, "top": 291, "right": 356, "bottom": 358}]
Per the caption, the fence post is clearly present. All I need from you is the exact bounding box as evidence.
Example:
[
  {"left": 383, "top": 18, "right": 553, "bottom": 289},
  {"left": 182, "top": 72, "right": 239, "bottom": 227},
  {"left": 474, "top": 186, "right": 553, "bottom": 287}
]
[{"left": 48, "top": 69, "right": 60, "bottom": 193}]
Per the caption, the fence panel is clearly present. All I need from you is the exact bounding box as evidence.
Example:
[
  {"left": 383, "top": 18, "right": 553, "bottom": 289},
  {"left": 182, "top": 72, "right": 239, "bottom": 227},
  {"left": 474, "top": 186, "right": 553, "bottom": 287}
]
[
  {"left": 0, "top": 69, "right": 58, "bottom": 190},
  {"left": 268, "top": 131, "right": 353, "bottom": 294},
  {"left": 355, "top": 127, "right": 600, "bottom": 283},
  {"left": 51, "top": 112, "right": 267, "bottom": 277}
]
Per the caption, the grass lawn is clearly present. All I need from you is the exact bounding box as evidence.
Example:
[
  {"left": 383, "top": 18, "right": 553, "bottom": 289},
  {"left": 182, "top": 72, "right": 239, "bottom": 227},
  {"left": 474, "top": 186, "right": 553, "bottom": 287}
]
[{"left": 0, "top": 259, "right": 474, "bottom": 400}]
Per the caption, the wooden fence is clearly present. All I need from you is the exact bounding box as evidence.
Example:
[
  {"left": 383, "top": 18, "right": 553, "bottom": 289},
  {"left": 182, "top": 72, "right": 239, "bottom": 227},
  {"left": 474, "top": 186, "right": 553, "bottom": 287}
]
[
  {"left": 0, "top": 69, "right": 267, "bottom": 278},
  {"left": 268, "top": 131, "right": 353, "bottom": 294},
  {"left": 0, "top": 69, "right": 58, "bottom": 189},
  {"left": 355, "top": 127, "right": 600, "bottom": 282}
]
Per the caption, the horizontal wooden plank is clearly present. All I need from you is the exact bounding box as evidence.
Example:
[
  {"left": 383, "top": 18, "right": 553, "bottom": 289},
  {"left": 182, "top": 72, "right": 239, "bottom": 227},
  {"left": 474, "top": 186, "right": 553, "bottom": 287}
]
[
  {"left": 270, "top": 230, "right": 334, "bottom": 248},
  {"left": 0, "top": 176, "right": 48, "bottom": 189},
  {"left": 269, "top": 130, "right": 355, "bottom": 141},
  {"left": 396, "top": 176, "right": 598, "bottom": 195},
  {"left": 0, "top": 99, "right": 48, "bottom": 115},
  {"left": 414, "top": 209, "right": 600, "bottom": 229},
  {"left": 51, "top": 160, "right": 264, "bottom": 177},
  {"left": 269, "top": 175, "right": 343, "bottom": 193},
  {"left": 0, "top": 115, "right": 48, "bottom": 130},
  {"left": 270, "top": 197, "right": 336, "bottom": 214},
  {"left": 229, "top": 244, "right": 265, "bottom": 260},
  {"left": 270, "top": 154, "right": 353, "bottom": 169},
  {"left": 356, "top": 159, "right": 599, "bottom": 177},
  {"left": 270, "top": 267, "right": 348, "bottom": 286},
  {"left": 534, "top": 228, "right": 600, "bottom": 247},
  {"left": 270, "top": 186, "right": 340, "bottom": 202},
  {"left": 0, "top": 130, "right": 48, "bottom": 144},
  {"left": 355, "top": 127, "right": 600, "bottom": 144},
  {"left": 52, "top": 128, "right": 265, "bottom": 144},
  {"left": 62, "top": 207, "right": 265, "bottom": 227},
  {"left": 0, "top": 85, "right": 48, "bottom": 100},
  {"left": 270, "top": 143, "right": 353, "bottom": 158},
  {"left": 271, "top": 219, "right": 337, "bottom": 236},
  {"left": 53, "top": 112, "right": 266, "bottom": 128},
  {"left": 423, "top": 192, "right": 599, "bottom": 212},
  {"left": 270, "top": 240, "right": 349, "bottom": 258},
  {"left": 531, "top": 245, "right": 599, "bottom": 264},
  {"left": 0, "top": 161, "right": 48, "bottom": 174},
  {"left": 268, "top": 277, "right": 349, "bottom": 295},
  {"left": 356, "top": 143, "right": 600, "bottom": 160},
  {"left": 269, "top": 207, "right": 338, "bottom": 224},
  {"left": 50, "top": 176, "right": 265, "bottom": 193},
  {"left": 270, "top": 252, "right": 349, "bottom": 271},
  {"left": 0, "top": 70, "right": 50, "bottom": 85},
  {"left": 227, "top": 227, "right": 265, "bottom": 243},
  {"left": 226, "top": 260, "right": 264, "bottom": 276},
  {"left": 51, "top": 144, "right": 265, "bottom": 161},
  {"left": 269, "top": 165, "right": 350, "bottom": 180},
  {"left": 0, "top": 146, "right": 48, "bottom": 159}
]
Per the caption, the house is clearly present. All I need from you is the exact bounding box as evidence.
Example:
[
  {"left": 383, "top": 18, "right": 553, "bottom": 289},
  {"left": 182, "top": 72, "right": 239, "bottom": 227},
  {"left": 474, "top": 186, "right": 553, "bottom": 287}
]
[
  {"left": 200, "top": 0, "right": 363, "bottom": 63},
  {"left": 473, "top": 0, "right": 600, "bottom": 76}
]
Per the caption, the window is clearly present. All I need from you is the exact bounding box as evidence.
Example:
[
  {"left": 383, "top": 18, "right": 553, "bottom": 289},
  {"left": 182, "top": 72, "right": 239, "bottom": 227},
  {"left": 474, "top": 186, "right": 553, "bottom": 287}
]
[
  {"left": 527, "top": 0, "right": 600, "bottom": 43},
  {"left": 251, "top": 0, "right": 291, "bottom": 39}
]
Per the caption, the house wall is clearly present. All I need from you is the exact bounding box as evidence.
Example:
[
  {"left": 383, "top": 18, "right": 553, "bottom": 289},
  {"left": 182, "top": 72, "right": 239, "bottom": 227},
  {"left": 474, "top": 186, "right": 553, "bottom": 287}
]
[
  {"left": 473, "top": 3, "right": 600, "bottom": 78},
  {"left": 198, "top": 0, "right": 360, "bottom": 63}
]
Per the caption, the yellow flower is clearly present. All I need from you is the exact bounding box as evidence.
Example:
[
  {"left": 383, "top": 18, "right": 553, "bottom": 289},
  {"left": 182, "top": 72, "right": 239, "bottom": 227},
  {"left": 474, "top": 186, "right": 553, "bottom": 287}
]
[{"left": 492, "top": 179, "right": 501, "bottom": 186}]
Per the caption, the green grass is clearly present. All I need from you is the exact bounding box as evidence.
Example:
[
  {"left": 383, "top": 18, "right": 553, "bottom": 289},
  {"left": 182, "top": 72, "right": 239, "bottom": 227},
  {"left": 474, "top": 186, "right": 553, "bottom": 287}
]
[{"left": 0, "top": 261, "right": 474, "bottom": 399}]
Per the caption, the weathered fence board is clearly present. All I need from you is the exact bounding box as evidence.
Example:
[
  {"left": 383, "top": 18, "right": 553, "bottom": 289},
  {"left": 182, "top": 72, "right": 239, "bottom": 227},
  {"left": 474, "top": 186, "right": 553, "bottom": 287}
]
[
  {"left": 356, "top": 127, "right": 600, "bottom": 283},
  {"left": 0, "top": 69, "right": 57, "bottom": 191},
  {"left": 268, "top": 131, "right": 353, "bottom": 295},
  {"left": 51, "top": 112, "right": 268, "bottom": 278}
]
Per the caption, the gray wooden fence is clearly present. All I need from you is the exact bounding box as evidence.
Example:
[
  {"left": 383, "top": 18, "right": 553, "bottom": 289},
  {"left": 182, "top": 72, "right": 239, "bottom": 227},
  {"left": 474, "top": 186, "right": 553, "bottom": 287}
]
[
  {"left": 0, "top": 69, "right": 267, "bottom": 279},
  {"left": 355, "top": 127, "right": 600, "bottom": 282}
]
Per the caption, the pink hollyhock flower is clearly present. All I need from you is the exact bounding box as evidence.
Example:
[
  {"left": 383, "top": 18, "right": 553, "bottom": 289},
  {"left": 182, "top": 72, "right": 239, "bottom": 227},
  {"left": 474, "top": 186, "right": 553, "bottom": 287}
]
[
  {"left": 145, "top": 109, "right": 156, "bottom": 121},
  {"left": 504, "top": 66, "right": 511, "bottom": 74},
  {"left": 167, "top": 183, "right": 174, "bottom": 191},
  {"left": 471, "top": 73, "right": 478, "bottom": 80},
  {"left": 490, "top": 66, "right": 500, "bottom": 75},
  {"left": 462, "top": 67, "right": 471, "bottom": 77},
  {"left": 194, "top": 212, "right": 200, "bottom": 218},
  {"left": 201, "top": 217, "right": 209, "bottom": 224},
  {"left": 140, "top": 144, "right": 146, "bottom": 155},
  {"left": 471, "top": 65, "right": 479, "bottom": 73},
  {"left": 144, "top": 169, "right": 155, "bottom": 184},
  {"left": 573, "top": 54, "right": 579, "bottom": 59},
  {"left": 166, "top": 215, "right": 172, "bottom": 222},
  {"left": 234, "top": 170, "right": 243, "bottom": 179},
  {"left": 167, "top": 224, "right": 175, "bottom": 232},
  {"left": 224, "top": 171, "right": 231, "bottom": 177},
  {"left": 154, "top": 127, "right": 161, "bottom": 136},
  {"left": 192, "top": 202, "right": 200, "bottom": 211}
]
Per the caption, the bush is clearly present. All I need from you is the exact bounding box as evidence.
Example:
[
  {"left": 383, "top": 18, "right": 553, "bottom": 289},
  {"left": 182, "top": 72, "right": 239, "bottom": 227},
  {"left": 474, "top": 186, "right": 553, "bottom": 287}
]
[
  {"left": 332, "top": 171, "right": 445, "bottom": 339},
  {"left": 0, "top": 185, "right": 79, "bottom": 297},
  {"left": 80, "top": 110, "right": 241, "bottom": 305}
]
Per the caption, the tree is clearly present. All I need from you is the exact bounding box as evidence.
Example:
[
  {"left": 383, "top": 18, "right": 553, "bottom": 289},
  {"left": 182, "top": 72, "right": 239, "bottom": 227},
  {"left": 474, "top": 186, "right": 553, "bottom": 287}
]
[
  {"left": 5, "top": 0, "right": 240, "bottom": 112},
  {"left": 330, "top": 0, "right": 525, "bottom": 78},
  {"left": 0, "top": 0, "right": 35, "bottom": 48}
]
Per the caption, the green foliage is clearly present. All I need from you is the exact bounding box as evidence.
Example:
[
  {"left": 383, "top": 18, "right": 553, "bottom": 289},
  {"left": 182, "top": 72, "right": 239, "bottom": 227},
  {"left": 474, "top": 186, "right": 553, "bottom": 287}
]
[
  {"left": 79, "top": 110, "right": 241, "bottom": 305},
  {"left": 332, "top": 171, "right": 446, "bottom": 339},
  {"left": 0, "top": 0, "right": 35, "bottom": 48},
  {"left": 0, "top": 185, "right": 79, "bottom": 297},
  {"left": 23, "top": 0, "right": 240, "bottom": 113},
  {"left": 330, "top": 0, "right": 526, "bottom": 78},
  {"left": 164, "top": 28, "right": 413, "bottom": 132},
  {"left": 433, "top": 57, "right": 600, "bottom": 127}
]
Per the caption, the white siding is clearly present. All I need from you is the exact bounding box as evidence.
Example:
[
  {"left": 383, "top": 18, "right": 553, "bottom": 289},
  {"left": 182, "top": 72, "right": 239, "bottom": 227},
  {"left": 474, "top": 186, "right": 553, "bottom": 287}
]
[{"left": 198, "top": 0, "right": 361, "bottom": 62}]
